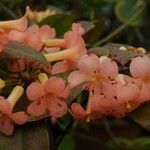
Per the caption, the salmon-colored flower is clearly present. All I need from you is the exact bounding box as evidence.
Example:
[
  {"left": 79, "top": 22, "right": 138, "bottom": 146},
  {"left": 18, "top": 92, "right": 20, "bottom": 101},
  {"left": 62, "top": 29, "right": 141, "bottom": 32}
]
[
  {"left": 51, "top": 60, "right": 77, "bottom": 74},
  {"left": 26, "top": 76, "right": 69, "bottom": 118},
  {"left": 0, "top": 6, "right": 29, "bottom": 32},
  {"left": 0, "top": 29, "right": 9, "bottom": 53},
  {"left": 71, "top": 23, "right": 85, "bottom": 35},
  {"left": 130, "top": 56, "right": 150, "bottom": 102},
  {"left": 68, "top": 54, "right": 118, "bottom": 97},
  {"left": 9, "top": 24, "right": 55, "bottom": 51},
  {"left": 70, "top": 94, "right": 104, "bottom": 121},
  {"left": 0, "top": 86, "right": 27, "bottom": 135},
  {"left": 116, "top": 74, "right": 140, "bottom": 104},
  {"left": 44, "top": 31, "right": 87, "bottom": 62}
]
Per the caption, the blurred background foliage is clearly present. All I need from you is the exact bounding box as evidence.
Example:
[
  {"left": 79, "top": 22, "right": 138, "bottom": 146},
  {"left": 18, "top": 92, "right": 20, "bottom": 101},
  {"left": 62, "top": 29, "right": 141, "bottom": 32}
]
[{"left": 0, "top": 0, "right": 150, "bottom": 150}]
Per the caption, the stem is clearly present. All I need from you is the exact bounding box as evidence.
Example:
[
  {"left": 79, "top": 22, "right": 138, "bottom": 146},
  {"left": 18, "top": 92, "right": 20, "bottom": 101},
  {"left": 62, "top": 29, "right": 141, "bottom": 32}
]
[{"left": 94, "top": 5, "right": 144, "bottom": 47}]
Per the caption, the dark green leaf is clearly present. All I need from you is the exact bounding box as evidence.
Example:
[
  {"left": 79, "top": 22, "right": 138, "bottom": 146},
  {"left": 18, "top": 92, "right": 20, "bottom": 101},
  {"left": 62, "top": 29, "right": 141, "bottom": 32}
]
[
  {"left": 83, "top": 20, "right": 104, "bottom": 44},
  {"left": 0, "top": 120, "right": 51, "bottom": 150},
  {"left": 4, "top": 41, "right": 49, "bottom": 66},
  {"left": 90, "top": 43, "right": 140, "bottom": 65},
  {"left": 39, "top": 14, "right": 74, "bottom": 36},
  {"left": 0, "top": 69, "right": 8, "bottom": 79},
  {"left": 130, "top": 103, "right": 150, "bottom": 131},
  {"left": 58, "top": 134, "right": 75, "bottom": 150},
  {"left": 67, "top": 83, "right": 85, "bottom": 104}
]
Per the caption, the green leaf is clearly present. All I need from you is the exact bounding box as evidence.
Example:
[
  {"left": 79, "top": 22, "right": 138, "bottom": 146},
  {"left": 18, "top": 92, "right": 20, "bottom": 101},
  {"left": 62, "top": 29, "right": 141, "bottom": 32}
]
[
  {"left": 79, "top": 21, "right": 95, "bottom": 34},
  {"left": 4, "top": 41, "right": 49, "bottom": 66},
  {"left": 0, "top": 120, "right": 51, "bottom": 150},
  {"left": 67, "top": 83, "right": 85, "bottom": 105},
  {"left": 58, "top": 134, "right": 75, "bottom": 150},
  {"left": 115, "top": 0, "right": 145, "bottom": 26},
  {"left": 83, "top": 20, "right": 105, "bottom": 44},
  {"left": 39, "top": 14, "right": 74, "bottom": 36},
  {"left": 0, "top": 69, "right": 8, "bottom": 79},
  {"left": 130, "top": 103, "right": 150, "bottom": 131},
  {"left": 90, "top": 43, "right": 139, "bottom": 65}
]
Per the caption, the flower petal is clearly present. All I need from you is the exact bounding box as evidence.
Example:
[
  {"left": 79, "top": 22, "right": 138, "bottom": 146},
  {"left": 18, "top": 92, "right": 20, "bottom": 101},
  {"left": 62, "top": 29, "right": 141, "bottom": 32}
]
[
  {"left": 44, "top": 77, "right": 68, "bottom": 98},
  {"left": 11, "top": 112, "right": 27, "bottom": 125},
  {"left": 0, "top": 97, "right": 12, "bottom": 114},
  {"left": 26, "top": 82, "right": 45, "bottom": 101},
  {"left": 47, "top": 98, "right": 67, "bottom": 118},
  {"left": 9, "top": 30, "right": 26, "bottom": 42},
  {"left": 72, "top": 23, "right": 85, "bottom": 35},
  {"left": 130, "top": 56, "right": 150, "bottom": 78},
  {"left": 71, "top": 103, "right": 87, "bottom": 119},
  {"left": 78, "top": 54, "right": 100, "bottom": 75},
  {"left": 27, "top": 99, "right": 46, "bottom": 116},
  {"left": 52, "top": 60, "right": 76, "bottom": 74},
  {"left": 0, "top": 116, "right": 14, "bottom": 135},
  {"left": 68, "top": 70, "right": 89, "bottom": 89},
  {"left": 100, "top": 56, "right": 118, "bottom": 79},
  {"left": 117, "top": 83, "right": 140, "bottom": 103},
  {"left": 39, "top": 25, "right": 56, "bottom": 40}
]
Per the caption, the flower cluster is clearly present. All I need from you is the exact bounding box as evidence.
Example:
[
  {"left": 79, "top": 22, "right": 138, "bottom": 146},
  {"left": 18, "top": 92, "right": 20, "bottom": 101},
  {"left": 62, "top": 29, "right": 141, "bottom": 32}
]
[{"left": 0, "top": 6, "right": 149, "bottom": 135}]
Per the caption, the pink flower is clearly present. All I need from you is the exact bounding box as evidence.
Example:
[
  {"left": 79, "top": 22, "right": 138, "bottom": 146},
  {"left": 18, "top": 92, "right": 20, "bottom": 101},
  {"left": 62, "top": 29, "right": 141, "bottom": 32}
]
[
  {"left": 70, "top": 94, "right": 104, "bottom": 121},
  {"left": 0, "top": 97, "right": 27, "bottom": 135},
  {"left": 0, "top": 86, "right": 27, "bottom": 135},
  {"left": 0, "top": 29, "right": 9, "bottom": 53},
  {"left": 116, "top": 74, "right": 140, "bottom": 104},
  {"left": 130, "top": 56, "right": 150, "bottom": 102},
  {"left": 68, "top": 54, "right": 118, "bottom": 97},
  {"left": 51, "top": 60, "right": 77, "bottom": 74},
  {"left": 9, "top": 24, "right": 56, "bottom": 51},
  {"left": 71, "top": 23, "right": 85, "bottom": 35},
  {"left": 26, "top": 77, "right": 69, "bottom": 118},
  {"left": 0, "top": 6, "right": 29, "bottom": 32},
  {"left": 44, "top": 31, "right": 87, "bottom": 62}
]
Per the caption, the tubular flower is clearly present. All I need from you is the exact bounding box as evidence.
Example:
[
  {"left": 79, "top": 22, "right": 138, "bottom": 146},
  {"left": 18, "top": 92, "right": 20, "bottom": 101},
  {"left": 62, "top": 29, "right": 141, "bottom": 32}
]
[
  {"left": 44, "top": 31, "right": 87, "bottom": 74},
  {"left": 51, "top": 60, "right": 77, "bottom": 74},
  {"left": 26, "top": 74, "right": 69, "bottom": 118},
  {"left": 70, "top": 94, "right": 103, "bottom": 121},
  {"left": 0, "top": 86, "right": 27, "bottom": 135},
  {"left": 44, "top": 31, "right": 87, "bottom": 62},
  {"left": 130, "top": 56, "right": 150, "bottom": 102},
  {"left": 68, "top": 54, "right": 118, "bottom": 97},
  {"left": 9, "top": 24, "right": 56, "bottom": 51},
  {"left": 0, "top": 6, "right": 29, "bottom": 32}
]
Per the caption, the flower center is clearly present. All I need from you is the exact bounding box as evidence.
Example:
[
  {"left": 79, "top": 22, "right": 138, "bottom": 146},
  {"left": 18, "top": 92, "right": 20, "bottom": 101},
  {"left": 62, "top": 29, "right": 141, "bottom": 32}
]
[{"left": 91, "top": 72, "right": 104, "bottom": 82}]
